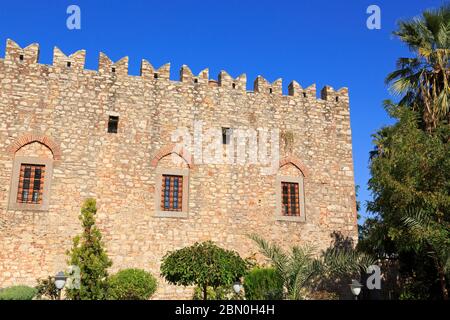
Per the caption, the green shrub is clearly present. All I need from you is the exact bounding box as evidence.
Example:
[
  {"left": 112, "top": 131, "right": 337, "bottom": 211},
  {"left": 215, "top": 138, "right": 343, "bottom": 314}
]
[
  {"left": 35, "top": 276, "right": 59, "bottom": 300},
  {"left": 244, "top": 268, "right": 283, "bottom": 300},
  {"left": 0, "top": 285, "right": 37, "bottom": 300},
  {"left": 108, "top": 268, "right": 157, "bottom": 300}
]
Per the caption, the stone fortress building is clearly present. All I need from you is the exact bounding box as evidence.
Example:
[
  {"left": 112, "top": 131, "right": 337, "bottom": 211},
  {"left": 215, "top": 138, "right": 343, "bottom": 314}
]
[{"left": 0, "top": 39, "right": 357, "bottom": 298}]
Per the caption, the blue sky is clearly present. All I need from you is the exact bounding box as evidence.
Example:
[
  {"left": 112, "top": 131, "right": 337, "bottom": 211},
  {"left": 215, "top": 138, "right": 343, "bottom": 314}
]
[{"left": 0, "top": 0, "right": 446, "bottom": 223}]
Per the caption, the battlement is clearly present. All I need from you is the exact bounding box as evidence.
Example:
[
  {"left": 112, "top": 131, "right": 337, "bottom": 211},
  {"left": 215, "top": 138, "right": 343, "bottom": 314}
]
[{"left": 1, "top": 39, "right": 348, "bottom": 102}]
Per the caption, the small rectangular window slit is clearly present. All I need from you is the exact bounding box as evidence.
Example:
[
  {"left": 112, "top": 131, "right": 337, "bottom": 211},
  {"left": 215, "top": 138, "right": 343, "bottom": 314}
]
[
  {"left": 108, "top": 116, "right": 119, "bottom": 133},
  {"left": 222, "top": 127, "right": 232, "bottom": 145}
]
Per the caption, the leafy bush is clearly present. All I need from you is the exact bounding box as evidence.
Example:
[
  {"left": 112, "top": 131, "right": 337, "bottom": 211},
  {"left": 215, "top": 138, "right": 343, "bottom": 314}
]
[
  {"left": 244, "top": 268, "right": 283, "bottom": 300},
  {"left": 35, "top": 276, "right": 59, "bottom": 300},
  {"left": 161, "top": 241, "right": 250, "bottom": 300},
  {"left": 108, "top": 269, "right": 157, "bottom": 300},
  {"left": 0, "top": 285, "right": 37, "bottom": 300}
]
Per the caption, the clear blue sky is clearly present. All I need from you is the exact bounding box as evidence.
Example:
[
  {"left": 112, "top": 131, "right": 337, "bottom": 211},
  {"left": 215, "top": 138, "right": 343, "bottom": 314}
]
[{"left": 0, "top": 0, "right": 446, "bottom": 223}]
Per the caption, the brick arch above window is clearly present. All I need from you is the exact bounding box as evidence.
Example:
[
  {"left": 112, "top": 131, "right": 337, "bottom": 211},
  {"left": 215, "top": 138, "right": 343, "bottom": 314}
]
[
  {"left": 150, "top": 144, "right": 193, "bottom": 169},
  {"left": 7, "top": 133, "right": 62, "bottom": 161},
  {"left": 279, "top": 155, "right": 308, "bottom": 177}
]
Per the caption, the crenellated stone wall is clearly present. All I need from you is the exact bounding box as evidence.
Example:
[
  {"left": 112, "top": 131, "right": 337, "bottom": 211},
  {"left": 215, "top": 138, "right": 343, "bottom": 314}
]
[{"left": 0, "top": 39, "right": 357, "bottom": 299}]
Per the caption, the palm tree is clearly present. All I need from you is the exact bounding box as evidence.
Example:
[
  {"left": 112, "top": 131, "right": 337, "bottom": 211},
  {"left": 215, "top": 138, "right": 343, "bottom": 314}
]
[
  {"left": 386, "top": 5, "right": 450, "bottom": 132},
  {"left": 249, "top": 235, "right": 375, "bottom": 299}
]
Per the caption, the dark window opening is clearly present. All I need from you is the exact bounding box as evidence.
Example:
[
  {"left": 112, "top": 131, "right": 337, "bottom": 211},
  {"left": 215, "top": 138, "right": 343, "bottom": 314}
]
[
  {"left": 269, "top": 88, "right": 273, "bottom": 94},
  {"left": 194, "top": 78, "right": 198, "bottom": 83},
  {"left": 19, "top": 54, "right": 24, "bottom": 61},
  {"left": 222, "top": 127, "right": 232, "bottom": 145},
  {"left": 161, "top": 175, "right": 183, "bottom": 211},
  {"left": 154, "top": 73, "right": 159, "bottom": 79},
  {"left": 17, "top": 164, "right": 45, "bottom": 204},
  {"left": 111, "top": 67, "right": 116, "bottom": 73},
  {"left": 232, "top": 83, "right": 236, "bottom": 89},
  {"left": 281, "top": 182, "right": 300, "bottom": 216},
  {"left": 303, "top": 92, "right": 307, "bottom": 98},
  {"left": 335, "top": 96, "right": 339, "bottom": 102},
  {"left": 108, "top": 116, "right": 119, "bottom": 133},
  {"left": 67, "top": 61, "right": 71, "bottom": 68}
]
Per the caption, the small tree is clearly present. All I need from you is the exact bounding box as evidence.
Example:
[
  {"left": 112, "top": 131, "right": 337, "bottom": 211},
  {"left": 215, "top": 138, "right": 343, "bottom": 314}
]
[
  {"left": 66, "top": 198, "right": 112, "bottom": 300},
  {"left": 160, "top": 241, "right": 249, "bottom": 300}
]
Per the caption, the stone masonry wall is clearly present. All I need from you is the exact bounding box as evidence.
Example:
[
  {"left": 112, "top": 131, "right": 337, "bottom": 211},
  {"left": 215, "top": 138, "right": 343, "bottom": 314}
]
[{"left": 0, "top": 39, "right": 357, "bottom": 299}]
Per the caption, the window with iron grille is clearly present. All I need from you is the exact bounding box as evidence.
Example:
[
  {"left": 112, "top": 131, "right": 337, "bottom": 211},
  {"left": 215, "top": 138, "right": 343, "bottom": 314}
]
[
  {"left": 281, "top": 181, "right": 300, "bottom": 216},
  {"left": 16, "top": 164, "right": 45, "bottom": 204},
  {"left": 161, "top": 175, "right": 183, "bottom": 211}
]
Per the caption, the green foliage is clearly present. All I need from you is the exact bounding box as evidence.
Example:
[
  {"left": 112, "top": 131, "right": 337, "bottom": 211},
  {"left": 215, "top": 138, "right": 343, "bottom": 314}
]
[
  {"left": 35, "top": 276, "right": 59, "bottom": 300},
  {"left": 361, "top": 105, "right": 450, "bottom": 299},
  {"left": 250, "top": 235, "right": 374, "bottom": 300},
  {"left": 66, "top": 198, "right": 113, "bottom": 300},
  {"left": 160, "top": 241, "right": 250, "bottom": 300},
  {"left": 244, "top": 268, "right": 283, "bottom": 300},
  {"left": 367, "top": 107, "right": 450, "bottom": 223},
  {"left": 0, "top": 285, "right": 37, "bottom": 300},
  {"left": 108, "top": 268, "right": 157, "bottom": 300},
  {"left": 399, "top": 279, "right": 431, "bottom": 300}
]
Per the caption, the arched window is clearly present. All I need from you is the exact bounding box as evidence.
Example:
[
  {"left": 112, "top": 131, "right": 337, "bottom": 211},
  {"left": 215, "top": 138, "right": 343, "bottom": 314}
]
[
  {"left": 276, "top": 157, "right": 307, "bottom": 222},
  {"left": 151, "top": 144, "right": 192, "bottom": 218},
  {"left": 7, "top": 134, "right": 60, "bottom": 211}
]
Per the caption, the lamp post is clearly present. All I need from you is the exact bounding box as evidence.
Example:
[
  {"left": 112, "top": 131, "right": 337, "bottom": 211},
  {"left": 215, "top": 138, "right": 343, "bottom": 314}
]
[
  {"left": 54, "top": 271, "right": 67, "bottom": 300},
  {"left": 349, "top": 279, "right": 363, "bottom": 300}
]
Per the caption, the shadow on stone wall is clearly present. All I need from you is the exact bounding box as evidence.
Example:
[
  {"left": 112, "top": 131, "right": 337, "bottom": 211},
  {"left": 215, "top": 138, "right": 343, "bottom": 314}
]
[
  {"left": 319, "top": 231, "right": 356, "bottom": 300},
  {"left": 318, "top": 231, "right": 399, "bottom": 300}
]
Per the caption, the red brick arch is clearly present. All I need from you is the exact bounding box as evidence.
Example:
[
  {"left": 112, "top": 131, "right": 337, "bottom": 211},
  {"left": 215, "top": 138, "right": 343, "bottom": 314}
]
[
  {"left": 150, "top": 144, "right": 193, "bottom": 168},
  {"left": 279, "top": 155, "right": 308, "bottom": 177},
  {"left": 7, "top": 133, "right": 62, "bottom": 160}
]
